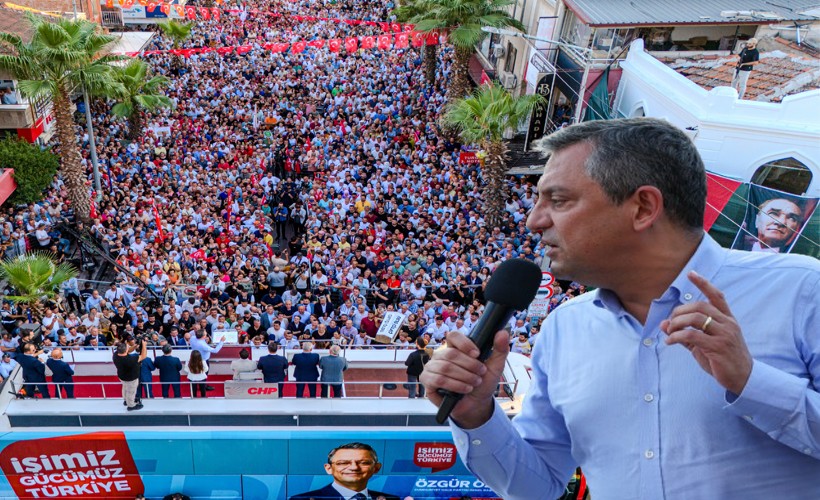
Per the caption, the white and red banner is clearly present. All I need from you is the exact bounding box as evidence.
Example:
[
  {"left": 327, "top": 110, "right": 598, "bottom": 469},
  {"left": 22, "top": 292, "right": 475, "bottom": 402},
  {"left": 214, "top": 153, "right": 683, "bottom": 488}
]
[{"left": 0, "top": 432, "right": 143, "bottom": 498}]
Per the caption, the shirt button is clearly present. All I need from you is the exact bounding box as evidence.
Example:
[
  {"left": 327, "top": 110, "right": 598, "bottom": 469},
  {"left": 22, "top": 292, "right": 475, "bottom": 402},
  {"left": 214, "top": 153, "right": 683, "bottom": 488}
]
[
  {"left": 644, "top": 393, "right": 654, "bottom": 402},
  {"left": 804, "top": 448, "right": 812, "bottom": 455},
  {"left": 683, "top": 293, "right": 693, "bottom": 301},
  {"left": 644, "top": 450, "right": 655, "bottom": 459},
  {"left": 642, "top": 338, "right": 653, "bottom": 346},
  {"left": 471, "top": 439, "right": 482, "bottom": 446}
]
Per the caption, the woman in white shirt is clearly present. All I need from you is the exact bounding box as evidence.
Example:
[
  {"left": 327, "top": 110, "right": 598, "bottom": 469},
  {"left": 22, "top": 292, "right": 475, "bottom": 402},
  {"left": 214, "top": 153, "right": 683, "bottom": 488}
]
[{"left": 185, "top": 350, "right": 208, "bottom": 398}]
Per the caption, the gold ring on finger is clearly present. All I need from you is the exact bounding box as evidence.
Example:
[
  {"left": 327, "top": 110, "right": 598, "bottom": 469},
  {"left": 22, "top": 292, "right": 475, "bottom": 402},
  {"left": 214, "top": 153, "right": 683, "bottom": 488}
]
[{"left": 701, "top": 315, "right": 713, "bottom": 333}]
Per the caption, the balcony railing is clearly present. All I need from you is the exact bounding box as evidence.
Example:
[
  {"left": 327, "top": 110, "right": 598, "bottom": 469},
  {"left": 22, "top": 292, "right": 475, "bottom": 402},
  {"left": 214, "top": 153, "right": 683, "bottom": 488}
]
[
  {"left": 101, "top": 9, "right": 123, "bottom": 26},
  {"left": 0, "top": 103, "right": 35, "bottom": 129}
]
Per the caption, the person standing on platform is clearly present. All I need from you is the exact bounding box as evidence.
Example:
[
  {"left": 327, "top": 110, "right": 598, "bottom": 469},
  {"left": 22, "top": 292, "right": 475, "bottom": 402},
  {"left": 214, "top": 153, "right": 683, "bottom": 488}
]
[
  {"left": 114, "top": 338, "right": 146, "bottom": 410},
  {"left": 46, "top": 348, "right": 74, "bottom": 398},
  {"left": 258, "top": 341, "right": 288, "bottom": 396},
  {"left": 154, "top": 344, "right": 183, "bottom": 398},
  {"left": 292, "top": 341, "right": 320, "bottom": 398},
  {"left": 17, "top": 343, "right": 49, "bottom": 398},
  {"left": 319, "top": 345, "right": 348, "bottom": 398},
  {"left": 404, "top": 338, "right": 430, "bottom": 399}
]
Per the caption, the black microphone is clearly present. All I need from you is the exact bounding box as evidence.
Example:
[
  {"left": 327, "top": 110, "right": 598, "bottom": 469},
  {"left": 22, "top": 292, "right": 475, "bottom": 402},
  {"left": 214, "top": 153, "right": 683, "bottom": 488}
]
[{"left": 435, "top": 258, "right": 542, "bottom": 424}]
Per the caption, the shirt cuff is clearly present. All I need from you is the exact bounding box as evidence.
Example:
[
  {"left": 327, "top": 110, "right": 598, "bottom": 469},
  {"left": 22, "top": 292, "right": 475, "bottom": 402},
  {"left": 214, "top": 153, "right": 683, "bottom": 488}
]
[
  {"left": 450, "top": 401, "right": 513, "bottom": 459},
  {"left": 724, "top": 359, "right": 807, "bottom": 432}
]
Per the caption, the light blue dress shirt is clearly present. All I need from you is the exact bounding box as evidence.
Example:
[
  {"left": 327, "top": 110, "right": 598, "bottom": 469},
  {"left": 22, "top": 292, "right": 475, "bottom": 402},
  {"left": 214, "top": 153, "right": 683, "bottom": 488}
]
[
  {"left": 189, "top": 335, "right": 223, "bottom": 362},
  {"left": 451, "top": 235, "right": 820, "bottom": 499}
]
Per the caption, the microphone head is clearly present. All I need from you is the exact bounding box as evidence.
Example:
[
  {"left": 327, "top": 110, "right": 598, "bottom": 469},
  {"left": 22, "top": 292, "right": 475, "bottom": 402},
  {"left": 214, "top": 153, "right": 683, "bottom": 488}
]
[{"left": 484, "top": 258, "right": 542, "bottom": 310}]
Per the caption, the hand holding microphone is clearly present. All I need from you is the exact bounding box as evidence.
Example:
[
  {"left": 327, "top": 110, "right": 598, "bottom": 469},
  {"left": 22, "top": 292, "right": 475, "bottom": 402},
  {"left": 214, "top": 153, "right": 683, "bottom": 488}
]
[{"left": 420, "top": 259, "right": 541, "bottom": 426}]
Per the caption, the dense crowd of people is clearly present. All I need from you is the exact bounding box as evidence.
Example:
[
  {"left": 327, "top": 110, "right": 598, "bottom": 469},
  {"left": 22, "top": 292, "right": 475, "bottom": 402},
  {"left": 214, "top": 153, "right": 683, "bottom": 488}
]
[{"left": 0, "top": 0, "right": 593, "bottom": 396}]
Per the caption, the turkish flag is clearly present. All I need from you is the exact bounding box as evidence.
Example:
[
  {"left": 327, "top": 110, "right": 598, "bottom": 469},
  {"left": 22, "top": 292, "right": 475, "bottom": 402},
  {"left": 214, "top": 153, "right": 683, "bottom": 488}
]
[
  {"left": 308, "top": 39, "right": 325, "bottom": 49},
  {"left": 160, "top": 3, "right": 170, "bottom": 15},
  {"left": 236, "top": 45, "right": 253, "bottom": 55},
  {"left": 211, "top": 7, "right": 220, "bottom": 20},
  {"left": 199, "top": 7, "right": 209, "bottom": 19},
  {"left": 391, "top": 22, "right": 401, "bottom": 33},
  {"left": 379, "top": 22, "right": 390, "bottom": 33},
  {"left": 185, "top": 5, "right": 196, "bottom": 18},
  {"left": 403, "top": 23, "right": 415, "bottom": 32},
  {"left": 216, "top": 46, "right": 234, "bottom": 55},
  {"left": 395, "top": 32, "right": 409, "bottom": 49},
  {"left": 378, "top": 34, "right": 392, "bottom": 50},
  {"left": 122, "top": 0, "right": 133, "bottom": 8},
  {"left": 294, "top": 15, "right": 304, "bottom": 21},
  {"left": 292, "top": 41, "right": 307, "bottom": 53},
  {"left": 412, "top": 31, "right": 425, "bottom": 47},
  {"left": 345, "top": 37, "right": 358, "bottom": 52},
  {"left": 173, "top": 4, "right": 184, "bottom": 16},
  {"left": 146, "top": 1, "right": 156, "bottom": 11},
  {"left": 105, "top": 0, "right": 113, "bottom": 7},
  {"left": 361, "top": 36, "right": 375, "bottom": 49},
  {"left": 136, "top": 0, "right": 147, "bottom": 4},
  {"left": 426, "top": 30, "right": 440, "bottom": 45},
  {"left": 328, "top": 39, "right": 342, "bottom": 52},
  {"left": 190, "top": 249, "right": 206, "bottom": 260},
  {"left": 273, "top": 43, "right": 289, "bottom": 53}
]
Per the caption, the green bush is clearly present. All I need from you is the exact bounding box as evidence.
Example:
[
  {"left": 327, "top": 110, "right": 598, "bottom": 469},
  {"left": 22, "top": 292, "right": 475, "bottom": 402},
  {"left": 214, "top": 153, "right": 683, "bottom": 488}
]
[{"left": 0, "top": 138, "right": 59, "bottom": 204}]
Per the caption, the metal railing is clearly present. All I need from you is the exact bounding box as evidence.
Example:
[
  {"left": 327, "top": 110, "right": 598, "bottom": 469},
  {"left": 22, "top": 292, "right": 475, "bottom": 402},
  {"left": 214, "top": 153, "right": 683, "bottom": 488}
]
[
  {"left": 8, "top": 379, "right": 515, "bottom": 401},
  {"left": 101, "top": 10, "right": 123, "bottom": 27}
]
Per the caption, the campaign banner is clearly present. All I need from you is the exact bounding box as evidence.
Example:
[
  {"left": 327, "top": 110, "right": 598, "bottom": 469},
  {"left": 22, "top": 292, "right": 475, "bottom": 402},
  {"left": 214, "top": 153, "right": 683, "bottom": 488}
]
[
  {"left": 413, "top": 443, "right": 457, "bottom": 473},
  {"left": 213, "top": 328, "right": 239, "bottom": 344},
  {"left": 0, "top": 432, "right": 143, "bottom": 498},
  {"left": 375, "top": 311, "right": 405, "bottom": 344},
  {"left": 730, "top": 184, "right": 818, "bottom": 254},
  {"left": 224, "top": 381, "right": 280, "bottom": 398}
]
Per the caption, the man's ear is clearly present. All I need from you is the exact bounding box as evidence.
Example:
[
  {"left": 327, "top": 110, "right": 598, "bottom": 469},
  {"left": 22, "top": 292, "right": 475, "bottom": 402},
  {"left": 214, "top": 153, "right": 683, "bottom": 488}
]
[
  {"left": 629, "top": 186, "right": 664, "bottom": 232},
  {"left": 323, "top": 463, "right": 333, "bottom": 475}
]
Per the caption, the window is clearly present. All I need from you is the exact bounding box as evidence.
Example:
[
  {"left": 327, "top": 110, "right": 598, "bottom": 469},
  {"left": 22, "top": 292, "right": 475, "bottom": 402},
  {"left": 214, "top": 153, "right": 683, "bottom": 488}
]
[
  {"left": 751, "top": 157, "right": 813, "bottom": 195},
  {"left": 504, "top": 43, "right": 518, "bottom": 74}
]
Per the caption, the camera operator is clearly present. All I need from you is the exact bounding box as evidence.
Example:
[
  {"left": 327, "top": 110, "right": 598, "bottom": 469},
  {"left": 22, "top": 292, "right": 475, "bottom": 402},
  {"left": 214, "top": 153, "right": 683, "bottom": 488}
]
[{"left": 113, "top": 335, "right": 147, "bottom": 411}]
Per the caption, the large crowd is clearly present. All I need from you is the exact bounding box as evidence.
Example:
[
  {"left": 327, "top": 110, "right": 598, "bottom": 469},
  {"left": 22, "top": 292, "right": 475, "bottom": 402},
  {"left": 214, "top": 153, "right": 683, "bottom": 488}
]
[{"left": 0, "top": 0, "right": 593, "bottom": 392}]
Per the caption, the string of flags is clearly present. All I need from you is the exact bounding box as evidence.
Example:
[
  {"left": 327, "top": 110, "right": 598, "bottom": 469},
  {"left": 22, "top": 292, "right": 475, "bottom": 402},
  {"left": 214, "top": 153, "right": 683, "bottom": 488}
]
[{"left": 118, "top": 30, "right": 442, "bottom": 57}]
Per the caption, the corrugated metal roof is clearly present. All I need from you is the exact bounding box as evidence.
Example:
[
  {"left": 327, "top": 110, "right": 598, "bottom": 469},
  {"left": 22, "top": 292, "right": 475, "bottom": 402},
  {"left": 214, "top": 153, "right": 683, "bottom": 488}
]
[{"left": 563, "top": 0, "right": 820, "bottom": 26}]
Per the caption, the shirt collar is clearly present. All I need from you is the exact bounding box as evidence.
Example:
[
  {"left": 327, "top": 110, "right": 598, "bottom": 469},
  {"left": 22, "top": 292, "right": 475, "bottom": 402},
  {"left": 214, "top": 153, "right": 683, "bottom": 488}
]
[
  {"left": 332, "top": 483, "right": 369, "bottom": 499},
  {"left": 592, "top": 233, "right": 726, "bottom": 314}
]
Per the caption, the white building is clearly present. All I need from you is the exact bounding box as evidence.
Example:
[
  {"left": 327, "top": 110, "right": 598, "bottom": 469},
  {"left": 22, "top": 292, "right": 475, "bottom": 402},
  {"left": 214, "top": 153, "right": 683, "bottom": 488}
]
[{"left": 614, "top": 39, "right": 820, "bottom": 197}]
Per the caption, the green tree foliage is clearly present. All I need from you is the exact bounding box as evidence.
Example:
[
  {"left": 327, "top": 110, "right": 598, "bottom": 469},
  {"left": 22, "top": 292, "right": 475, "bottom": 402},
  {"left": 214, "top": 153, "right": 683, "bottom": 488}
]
[
  {"left": 0, "top": 138, "right": 59, "bottom": 205},
  {"left": 443, "top": 84, "right": 544, "bottom": 228}
]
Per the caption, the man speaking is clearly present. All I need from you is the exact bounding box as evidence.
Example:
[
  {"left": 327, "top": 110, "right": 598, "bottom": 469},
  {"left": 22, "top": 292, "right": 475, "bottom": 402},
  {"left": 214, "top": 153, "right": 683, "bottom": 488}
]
[
  {"left": 421, "top": 118, "right": 820, "bottom": 499},
  {"left": 289, "top": 442, "right": 398, "bottom": 500}
]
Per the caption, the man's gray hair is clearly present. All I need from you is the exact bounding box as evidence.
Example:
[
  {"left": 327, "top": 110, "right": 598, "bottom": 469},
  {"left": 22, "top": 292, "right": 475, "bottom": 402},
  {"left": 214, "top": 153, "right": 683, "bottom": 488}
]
[
  {"left": 536, "top": 118, "right": 706, "bottom": 230},
  {"left": 302, "top": 341, "right": 313, "bottom": 352}
]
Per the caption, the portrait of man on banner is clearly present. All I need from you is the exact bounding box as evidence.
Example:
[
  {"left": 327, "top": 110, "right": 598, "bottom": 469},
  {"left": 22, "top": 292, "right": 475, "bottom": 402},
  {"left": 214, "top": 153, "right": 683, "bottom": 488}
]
[
  {"left": 289, "top": 442, "right": 399, "bottom": 500},
  {"left": 732, "top": 185, "right": 818, "bottom": 253}
]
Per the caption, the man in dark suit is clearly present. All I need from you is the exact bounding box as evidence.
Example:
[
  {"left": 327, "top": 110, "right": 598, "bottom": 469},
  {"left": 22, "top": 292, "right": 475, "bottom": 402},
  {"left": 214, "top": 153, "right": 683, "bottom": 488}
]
[
  {"left": 46, "top": 348, "right": 74, "bottom": 398},
  {"left": 289, "top": 442, "right": 398, "bottom": 500},
  {"left": 17, "top": 343, "right": 49, "bottom": 398},
  {"left": 291, "top": 341, "right": 320, "bottom": 398},
  {"left": 153, "top": 344, "right": 183, "bottom": 398},
  {"left": 257, "top": 341, "right": 288, "bottom": 396},
  {"left": 167, "top": 326, "right": 188, "bottom": 347}
]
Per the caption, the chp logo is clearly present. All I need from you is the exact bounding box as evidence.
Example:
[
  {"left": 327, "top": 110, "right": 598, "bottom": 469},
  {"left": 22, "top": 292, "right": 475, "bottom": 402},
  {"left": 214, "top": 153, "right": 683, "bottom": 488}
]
[
  {"left": 0, "top": 432, "right": 143, "bottom": 498},
  {"left": 413, "top": 442, "right": 457, "bottom": 473}
]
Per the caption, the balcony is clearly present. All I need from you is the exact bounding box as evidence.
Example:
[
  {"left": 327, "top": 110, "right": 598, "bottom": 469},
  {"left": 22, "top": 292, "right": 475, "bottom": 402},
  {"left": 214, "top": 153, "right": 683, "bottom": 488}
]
[{"left": 0, "top": 103, "right": 35, "bottom": 129}]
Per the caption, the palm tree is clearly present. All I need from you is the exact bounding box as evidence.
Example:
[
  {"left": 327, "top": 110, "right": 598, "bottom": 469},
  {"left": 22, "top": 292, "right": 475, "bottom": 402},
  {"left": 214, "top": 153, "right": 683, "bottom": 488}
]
[
  {"left": 442, "top": 84, "right": 545, "bottom": 228},
  {"left": 111, "top": 60, "right": 173, "bottom": 141},
  {"left": 395, "top": 0, "right": 439, "bottom": 87},
  {"left": 410, "top": 0, "right": 524, "bottom": 99},
  {"left": 0, "top": 252, "right": 78, "bottom": 322},
  {"left": 0, "top": 15, "right": 124, "bottom": 222},
  {"left": 158, "top": 20, "right": 193, "bottom": 75}
]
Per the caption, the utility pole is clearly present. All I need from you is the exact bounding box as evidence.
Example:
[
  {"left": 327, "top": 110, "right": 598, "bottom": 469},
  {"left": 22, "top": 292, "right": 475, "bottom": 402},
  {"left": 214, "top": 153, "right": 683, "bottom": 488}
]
[{"left": 74, "top": 0, "right": 103, "bottom": 201}]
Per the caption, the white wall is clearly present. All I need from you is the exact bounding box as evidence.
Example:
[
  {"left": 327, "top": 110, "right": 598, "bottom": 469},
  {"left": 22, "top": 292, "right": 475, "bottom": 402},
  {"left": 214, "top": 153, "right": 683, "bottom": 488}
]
[{"left": 615, "top": 39, "right": 820, "bottom": 196}]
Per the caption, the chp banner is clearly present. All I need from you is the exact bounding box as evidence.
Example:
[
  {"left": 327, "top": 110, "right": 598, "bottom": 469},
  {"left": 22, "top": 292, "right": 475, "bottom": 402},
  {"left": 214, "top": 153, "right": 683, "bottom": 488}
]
[
  {"left": 730, "top": 184, "right": 818, "bottom": 254},
  {"left": 0, "top": 432, "right": 143, "bottom": 498}
]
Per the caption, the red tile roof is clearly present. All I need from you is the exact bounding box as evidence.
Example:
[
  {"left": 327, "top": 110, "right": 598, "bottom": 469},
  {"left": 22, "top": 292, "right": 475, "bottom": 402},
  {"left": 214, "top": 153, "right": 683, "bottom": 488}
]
[{"left": 661, "top": 50, "right": 820, "bottom": 101}]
